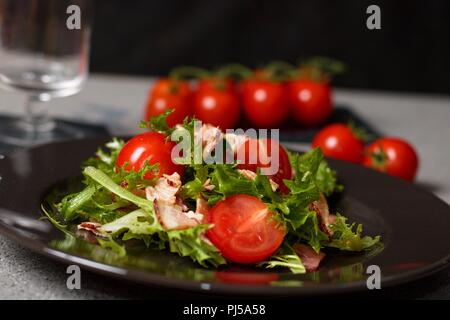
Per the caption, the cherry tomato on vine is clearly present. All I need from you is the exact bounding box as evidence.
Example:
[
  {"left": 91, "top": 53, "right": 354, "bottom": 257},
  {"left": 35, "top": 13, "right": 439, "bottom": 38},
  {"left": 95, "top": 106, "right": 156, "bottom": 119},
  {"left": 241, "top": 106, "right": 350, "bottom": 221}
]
[
  {"left": 363, "top": 137, "right": 418, "bottom": 181},
  {"left": 145, "top": 78, "right": 192, "bottom": 127},
  {"left": 288, "top": 79, "right": 332, "bottom": 127},
  {"left": 197, "top": 77, "right": 235, "bottom": 93},
  {"left": 193, "top": 81, "right": 240, "bottom": 129},
  {"left": 236, "top": 138, "right": 292, "bottom": 193},
  {"left": 241, "top": 79, "right": 289, "bottom": 128},
  {"left": 312, "top": 124, "right": 364, "bottom": 163},
  {"left": 206, "top": 194, "right": 285, "bottom": 264},
  {"left": 116, "top": 132, "right": 184, "bottom": 180}
]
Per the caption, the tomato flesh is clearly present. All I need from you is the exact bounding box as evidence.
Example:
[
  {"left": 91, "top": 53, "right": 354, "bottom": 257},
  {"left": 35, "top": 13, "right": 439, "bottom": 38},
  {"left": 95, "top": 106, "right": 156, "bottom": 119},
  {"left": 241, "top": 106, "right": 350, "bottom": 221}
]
[
  {"left": 207, "top": 194, "right": 285, "bottom": 264},
  {"left": 116, "top": 132, "right": 184, "bottom": 180}
]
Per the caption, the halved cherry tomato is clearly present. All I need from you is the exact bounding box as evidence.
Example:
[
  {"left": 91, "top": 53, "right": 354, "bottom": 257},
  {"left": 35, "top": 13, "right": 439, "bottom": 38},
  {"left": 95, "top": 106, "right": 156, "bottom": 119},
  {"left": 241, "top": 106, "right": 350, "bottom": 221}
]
[
  {"left": 241, "top": 80, "right": 289, "bottom": 128},
  {"left": 145, "top": 78, "right": 192, "bottom": 127},
  {"left": 193, "top": 84, "right": 240, "bottom": 129},
  {"left": 116, "top": 132, "right": 184, "bottom": 180},
  {"left": 236, "top": 138, "right": 292, "bottom": 193},
  {"left": 288, "top": 79, "right": 332, "bottom": 127},
  {"left": 312, "top": 124, "right": 364, "bottom": 163},
  {"left": 363, "top": 137, "right": 419, "bottom": 181},
  {"left": 207, "top": 194, "right": 285, "bottom": 264}
]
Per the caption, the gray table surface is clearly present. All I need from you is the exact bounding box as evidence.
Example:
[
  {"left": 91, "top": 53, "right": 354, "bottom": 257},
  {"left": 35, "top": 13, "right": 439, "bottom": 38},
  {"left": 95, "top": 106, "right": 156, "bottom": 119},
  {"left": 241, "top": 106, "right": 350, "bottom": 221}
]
[{"left": 0, "top": 74, "right": 449, "bottom": 299}]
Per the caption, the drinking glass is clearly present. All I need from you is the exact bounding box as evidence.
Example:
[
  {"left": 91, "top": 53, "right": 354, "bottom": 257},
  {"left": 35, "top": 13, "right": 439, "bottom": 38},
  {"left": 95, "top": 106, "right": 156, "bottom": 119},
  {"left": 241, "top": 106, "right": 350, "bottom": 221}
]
[{"left": 0, "top": 0, "right": 92, "bottom": 146}]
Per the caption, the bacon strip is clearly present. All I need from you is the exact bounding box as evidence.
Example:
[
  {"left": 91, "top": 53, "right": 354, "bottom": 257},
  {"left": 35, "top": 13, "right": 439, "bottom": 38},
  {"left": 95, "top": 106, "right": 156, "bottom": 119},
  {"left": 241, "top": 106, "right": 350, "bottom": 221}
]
[
  {"left": 77, "top": 222, "right": 104, "bottom": 237},
  {"left": 154, "top": 201, "right": 200, "bottom": 230},
  {"left": 293, "top": 243, "right": 326, "bottom": 272},
  {"left": 195, "top": 196, "right": 210, "bottom": 222},
  {"left": 309, "top": 193, "right": 333, "bottom": 237},
  {"left": 146, "top": 172, "right": 202, "bottom": 230},
  {"left": 145, "top": 172, "right": 181, "bottom": 204},
  {"left": 193, "top": 123, "right": 224, "bottom": 159}
]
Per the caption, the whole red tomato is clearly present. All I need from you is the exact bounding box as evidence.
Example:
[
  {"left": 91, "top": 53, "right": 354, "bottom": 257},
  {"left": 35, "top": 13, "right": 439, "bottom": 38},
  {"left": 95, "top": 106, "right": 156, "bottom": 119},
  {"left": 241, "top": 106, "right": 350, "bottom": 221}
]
[
  {"left": 197, "top": 77, "right": 235, "bottom": 93},
  {"left": 145, "top": 78, "right": 192, "bottom": 127},
  {"left": 193, "top": 80, "right": 240, "bottom": 129},
  {"left": 241, "top": 80, "right": 289, "bottom": 128},
  {"left": 116, "top": 132, "right": 185, "bottom": 180},
  {"left": 288, "top": 79, "right": 332, "bottom": 127},
  {"left": 312, "top": 124, "right": 364, "bottom": 163},
  {"left": 363, "top": 137, "right": 419, "bottom": 181},
  {"left": 236, "top": 138, "right": 292, "bottom": 193}
]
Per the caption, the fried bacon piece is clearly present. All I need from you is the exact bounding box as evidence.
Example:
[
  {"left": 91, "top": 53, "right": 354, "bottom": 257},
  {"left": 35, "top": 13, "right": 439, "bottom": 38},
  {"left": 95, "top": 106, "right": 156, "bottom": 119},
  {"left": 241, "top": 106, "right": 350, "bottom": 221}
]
[
  {"left": 146, "top": 172, "right": 203, "bottom": 230},
  {"left": 309, "top": 193, "right": 333, "bottom": 237},
  {"left": 293, "top": 243, "right": 326, "bottom": 272}
]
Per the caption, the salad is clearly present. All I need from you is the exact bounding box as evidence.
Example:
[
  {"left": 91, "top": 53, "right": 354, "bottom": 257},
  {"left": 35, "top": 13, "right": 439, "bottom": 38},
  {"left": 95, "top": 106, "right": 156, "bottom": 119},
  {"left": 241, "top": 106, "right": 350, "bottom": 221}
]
[{"left": 44, "top": 112, "right": 380, "bottom": 274}]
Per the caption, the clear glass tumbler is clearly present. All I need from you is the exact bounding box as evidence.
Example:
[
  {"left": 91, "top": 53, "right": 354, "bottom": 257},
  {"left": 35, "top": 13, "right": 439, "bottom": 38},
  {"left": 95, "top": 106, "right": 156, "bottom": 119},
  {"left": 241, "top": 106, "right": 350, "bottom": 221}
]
[{"left": 0, "top": 0, "right": 92, "bottom": 146}]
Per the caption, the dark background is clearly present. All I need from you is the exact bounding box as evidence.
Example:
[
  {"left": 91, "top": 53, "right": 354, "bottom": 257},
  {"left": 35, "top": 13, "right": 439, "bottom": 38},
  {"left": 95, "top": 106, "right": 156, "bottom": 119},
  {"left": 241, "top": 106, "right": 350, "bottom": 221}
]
[{"left": 90, "top": 0, "right": 450, "bottom": 94}]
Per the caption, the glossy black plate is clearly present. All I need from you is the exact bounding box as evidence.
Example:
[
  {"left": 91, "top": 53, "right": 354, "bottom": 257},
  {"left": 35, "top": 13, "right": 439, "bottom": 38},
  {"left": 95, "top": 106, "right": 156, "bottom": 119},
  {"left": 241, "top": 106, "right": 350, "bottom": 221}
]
[{"left": 0, "top": 137, "right": 449, "bottom": 296}]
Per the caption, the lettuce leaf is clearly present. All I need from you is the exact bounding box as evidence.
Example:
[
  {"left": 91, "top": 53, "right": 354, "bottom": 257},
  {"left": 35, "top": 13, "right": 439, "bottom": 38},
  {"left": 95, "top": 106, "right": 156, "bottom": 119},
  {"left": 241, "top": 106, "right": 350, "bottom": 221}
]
[
  {"left": 139, "top": 109, "right": 175, "bottom": 135},
  {"left": 101, "top": 210, "right": 225, "bottom": 268},
  {"left": 326, "top": 214, "right": 381, "bottom": 251},
  {"left": 163, "top": 225, "right": 226, "bottom": 268},
  {"left": 59, "top": 185, "right": 97, "bottom": 221},
  {"left": 83, "top": 166, "right": 155, "bottom": 215},
  {"left": 100, "top": 209, "right": 162, "bottom": 236},
  {"left": 259, "top": 244, "right": 306, "bottom": 274},
  {"left": 83, "top": 137, "right": 124, "bottom": 177}
]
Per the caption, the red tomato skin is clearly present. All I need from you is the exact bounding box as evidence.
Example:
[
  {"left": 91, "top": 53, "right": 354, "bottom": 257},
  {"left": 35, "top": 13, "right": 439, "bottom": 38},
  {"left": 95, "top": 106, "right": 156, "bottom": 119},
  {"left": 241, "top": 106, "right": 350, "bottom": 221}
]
[
  {"left": 363, "top": 137, "right": 419, "bottom": 181},
  {"left": 236, "top": 138, "right": 292, "bottom": 193},
  {"left": 116, "top": 132, "right": 184, "bottom": 180},
  {"left": 241, "top": 80, "right": 289, "bottom": 128},
  {"left": 145, "top": 78, "right": 192, "bottom": 127},
  {"left": 288, "top": 80, "right": 332, "bottom": 127},
  {"left": 193, "top": 88, "right": 240, "bottom": 129},
  {"left": 312, "top": 124, "right": 364, "bottom": 163},
  {"left": 197, "top": 78, "right": 235, "bottom": 93},
  {"left": 206, "top": 194, "right": 285, "bottom": 264}
]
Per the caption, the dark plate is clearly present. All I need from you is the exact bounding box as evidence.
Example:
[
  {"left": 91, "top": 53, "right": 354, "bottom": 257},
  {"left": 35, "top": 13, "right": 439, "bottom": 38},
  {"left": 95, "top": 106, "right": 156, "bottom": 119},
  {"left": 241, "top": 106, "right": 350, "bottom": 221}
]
[{"left": 0, "top": 137, "right": 449, "bottom": 296}]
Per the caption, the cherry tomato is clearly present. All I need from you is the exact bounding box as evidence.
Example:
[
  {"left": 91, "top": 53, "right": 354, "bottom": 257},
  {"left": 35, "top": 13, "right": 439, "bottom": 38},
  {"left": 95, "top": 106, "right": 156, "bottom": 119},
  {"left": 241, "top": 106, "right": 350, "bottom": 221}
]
[
  {"left": 116, "top": 132, "right": 184, "bottom": 180},
  {"left": 236, "top": 138, "right": 292, "bottom": 193},
  {"left": 241, "top": 80, "right": 289, "bottom": 128},
  {"left": 312, "top": 124, "right": 364, "bottom": 163},
  {"left": 207, "top": 194, "right": 285, "bottom": 264},
  {"left": 193, "top": 86, "right": 240, "bottom": 129},
  {"left": 363, "top": 137, "right": 419, "bottom": 181},
  {"left": 288, "top": 79, "right": 332, "bottom": 127},
  {"left": 145, "top": 78, "right": 192, "bottom": 127},
  {"left": 197, "top": 77, "right": 235, "bottom": 93}
]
